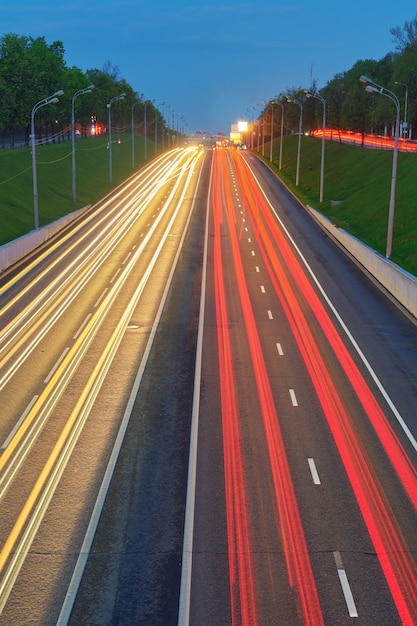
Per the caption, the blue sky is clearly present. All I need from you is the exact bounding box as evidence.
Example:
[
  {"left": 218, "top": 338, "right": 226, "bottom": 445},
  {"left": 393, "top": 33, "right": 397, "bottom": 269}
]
[{"left": 1, "top": 1, "right": 416, "bottom": 133}]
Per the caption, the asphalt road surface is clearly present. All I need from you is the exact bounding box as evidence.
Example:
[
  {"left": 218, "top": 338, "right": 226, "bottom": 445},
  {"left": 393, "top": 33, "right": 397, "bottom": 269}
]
[{"left": 1, "top": 146, "right": 417, "bottom": 625}]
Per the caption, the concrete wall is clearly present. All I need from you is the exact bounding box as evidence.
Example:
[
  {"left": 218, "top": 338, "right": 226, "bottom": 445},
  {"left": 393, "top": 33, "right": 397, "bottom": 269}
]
[
  {"left": 0, "top": 207, "right": 88, "bottom": 274},
  {"left": 306, "top": 205, "right": 417, "bottom": 321}
]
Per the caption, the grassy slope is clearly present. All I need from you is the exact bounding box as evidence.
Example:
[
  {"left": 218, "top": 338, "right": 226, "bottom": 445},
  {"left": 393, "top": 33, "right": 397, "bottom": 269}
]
[
  {"left": 267, "top": 135, "right": 417, "bottom": 274},
  {"left": 1, "top": 133, "right": 416, "bottom": 276},
  {"left": 0, "top": 133, "right": 154, "bottom": 243}
]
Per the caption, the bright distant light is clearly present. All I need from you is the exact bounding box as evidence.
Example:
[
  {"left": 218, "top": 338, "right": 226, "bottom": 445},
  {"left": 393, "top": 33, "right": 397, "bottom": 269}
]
[{"left": 237, "top": 120, "right": 248, "bottom": 132}]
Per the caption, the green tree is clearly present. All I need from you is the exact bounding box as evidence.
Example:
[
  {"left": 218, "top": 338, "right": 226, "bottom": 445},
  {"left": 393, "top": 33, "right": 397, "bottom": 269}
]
[{"left": 390, "top": 14, "right": 417, "bottom": 51}]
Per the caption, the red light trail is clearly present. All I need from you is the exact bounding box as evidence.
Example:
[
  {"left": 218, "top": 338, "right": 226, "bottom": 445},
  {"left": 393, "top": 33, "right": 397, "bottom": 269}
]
[
  {"left": 212, "top": 151, "right": 257, "bottom": 626},
  {"left": 312, "top": 128, "right": 417, "bottom": 152},
  {"left": 230, "top": 148, "right": 417, "bottom": 624},
  {"left": 211, "top": 149, "right": 324, "bottom": 625}
]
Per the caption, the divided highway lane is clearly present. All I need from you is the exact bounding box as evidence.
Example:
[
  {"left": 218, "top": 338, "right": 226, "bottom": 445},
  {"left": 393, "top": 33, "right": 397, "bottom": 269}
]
[
  {"left": 183, "top": 147, "right": 417, "bottom": 625},
  {"left": 0, "top": 146, "right": 206, "bottom": 624}
]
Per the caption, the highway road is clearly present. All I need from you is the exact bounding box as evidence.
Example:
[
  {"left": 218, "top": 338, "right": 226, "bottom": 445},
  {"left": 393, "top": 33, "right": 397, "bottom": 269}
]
[{"left": 0, "top": 145, "right": 417, "bottom": 625}]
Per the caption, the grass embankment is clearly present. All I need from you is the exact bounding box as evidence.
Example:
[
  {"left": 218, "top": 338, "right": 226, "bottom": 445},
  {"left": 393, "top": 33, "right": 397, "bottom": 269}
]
[
  {"left": 1, "top": 133, "right": 416, "bottom": 276},
  {"left": 265, "top": 134, "right": 417, "bottom": 276},
  {"left": 0, "top": 133, "right": 156, "bottom": 245}
]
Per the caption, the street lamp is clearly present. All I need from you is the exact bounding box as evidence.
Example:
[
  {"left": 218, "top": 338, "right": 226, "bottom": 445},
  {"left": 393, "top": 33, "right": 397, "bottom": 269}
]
[
  {"left": 144, "top": 99, "right": 155, "bottom": 160},
  {"left": 31, "top": 89, "right": 64, "bottom": 230},
  {"left": 107, "top": 92, "right": 126, "bottom": 183},
  {"left": 360, "top": 75, "right": 400, "bottom": 258},
  {"left": 305, "top": 90, "right": 326, "bottom": 202},
  {"left": 286, "top": 96, "right": 303, "bottom": 186},
  {"left": 131, "top": 98, "right": 141, "bottom": 168},
  {"left": 394, "top": 81, "right": 408, "bottom": 138},
  {"left": 269, "top": 101, "right": 275, "bottom": 162},
  {"left": 170, "top": 109, "right": 176, "bottom": 148},
  {"left": 154, "top": 108, "right": 158, "bottom": 153},
  {"left": 162, "top": 103, "right": 171, "bottom": 150},
  {"left": 278, "top": 100, "right": 284, "bottom": 170},
  {"left": 72, "top": 85, "right": 94, "bottom": 202}
]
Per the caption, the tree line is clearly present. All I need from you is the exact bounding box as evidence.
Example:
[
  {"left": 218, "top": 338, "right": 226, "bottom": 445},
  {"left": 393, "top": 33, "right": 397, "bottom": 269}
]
[
  {"left": 264, "top": 14, "right": 417, "bottom": 140},
  {"left": 0, "top": 33, "right": 163, "bottom": 147}
]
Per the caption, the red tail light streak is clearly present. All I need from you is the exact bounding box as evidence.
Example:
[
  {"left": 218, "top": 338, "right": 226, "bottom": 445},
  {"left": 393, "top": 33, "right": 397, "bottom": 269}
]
[
  {"left": 211, "top": 150, "right": 324, "bottom": 625},
  {"left": 212, "top": 153, "right": 257, "bottom": 626},
  {"left": 228, "top": 149, "right": 417, "bottom": 624}
]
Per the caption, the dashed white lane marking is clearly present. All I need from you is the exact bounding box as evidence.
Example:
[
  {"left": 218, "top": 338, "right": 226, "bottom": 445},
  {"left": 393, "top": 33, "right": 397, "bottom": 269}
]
[
  {"left": 276, "top": 342, "right": 284, "bottom": 355},
  {"left": 260, "top": 285, "right": 266, "bottom": 293},
  {"left": 334, "top": 551, "right": 358, "bottom": 617},
  {"left": 110, "top": 267, "right": 121, "bottom": 283},
  {"left": 73, "top": 313, "right": 93, "bottom": 340},
  {"left": 44, "top": 347, "right": 71, "bottom": 383},
  {"left": 289, "top": 388, "right": 298, "bottom": 406},
  {"left": 307, "top": 458, "right": 321, "bottom": 484},
  {"left": 255, "top": 266, "right": 260, "bottom": 272},
  {"left": 267, "top": 310, "right": 273, "bottom": 319},
  {"left": 94, "top": 288, "right": 109, "bottom": 309}
]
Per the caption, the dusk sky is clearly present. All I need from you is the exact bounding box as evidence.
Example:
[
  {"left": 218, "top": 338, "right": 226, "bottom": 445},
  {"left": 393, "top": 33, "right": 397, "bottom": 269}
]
[{"left": 1, "top": 1, "right": 416, "bottom": 134}]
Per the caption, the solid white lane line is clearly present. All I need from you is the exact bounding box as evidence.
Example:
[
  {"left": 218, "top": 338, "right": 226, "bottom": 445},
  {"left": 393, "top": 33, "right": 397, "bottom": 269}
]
[
  {"left": 289, "top": 388, "right": 298, "bottom": 406},
  {"left": 276, "top": 342, "right": 284, "bottom": 355},
  {"left": 1, "top": 396, "right": 39, "bottom": 450},
  {"left": 44, "top": 348, "right": 70, "bottom": 384},
  {"left": 334, "top": 551, "right": 358, "bottom": 618},
  {"left": 307, "top": 457, "right": 321, "bottom": 484},
  {"left": 177, "top": 160, "right": 211, "bottom": 626}
]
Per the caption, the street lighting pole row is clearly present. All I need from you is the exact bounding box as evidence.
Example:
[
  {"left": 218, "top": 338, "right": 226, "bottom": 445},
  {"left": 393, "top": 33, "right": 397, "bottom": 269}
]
[
  {"left": 252, "top": 75, "right": 400, "bottom": 257},
  {"left": 33, "top": 91, "right": 179, "bottom": 231},
  {"left": 266, "top": 100, "right": 284, "bottom": 169}
]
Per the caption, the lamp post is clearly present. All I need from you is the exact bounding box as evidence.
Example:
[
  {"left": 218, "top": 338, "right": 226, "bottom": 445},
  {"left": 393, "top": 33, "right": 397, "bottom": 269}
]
[
  {"left": 394, "top": 81, "right": 408, "bottom": 138},
  {"left": 107, "top": 92, "right": 126, "bottom": 183},
  {"left": 143, "top": 99, "right": 155, "bottom": 160},
  {"left": 278, "top": 100, "right": 284, "bottom": 170},
  {"left": 154, "top": 109, "right": 158, "bottom": 153},
  {"left": 170, "top": 109, "right": 176, "bottom": 148},
  {"left": 360, "top": 75, "right": 400, "bottom": 258},
  {"left": 305, "top": 90, "right": 326, "bottom": 202},
  {"left": 131, "top": 98, "right": 141, "bottom": 168},
  {"left": 269, "top": 100, "right": 275, "bottom": 162},
  {"left": 162, "top": 103, "right": 171, "bottom": 150},
  {"left": 286, "top": 96, "right": 303, "bottom": 186},
  {"left": 72, "top": 85, "right": 94, "bottom": 202},
  {"left": 31, "top": 89, "right": 64, "bottom": 230}
]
